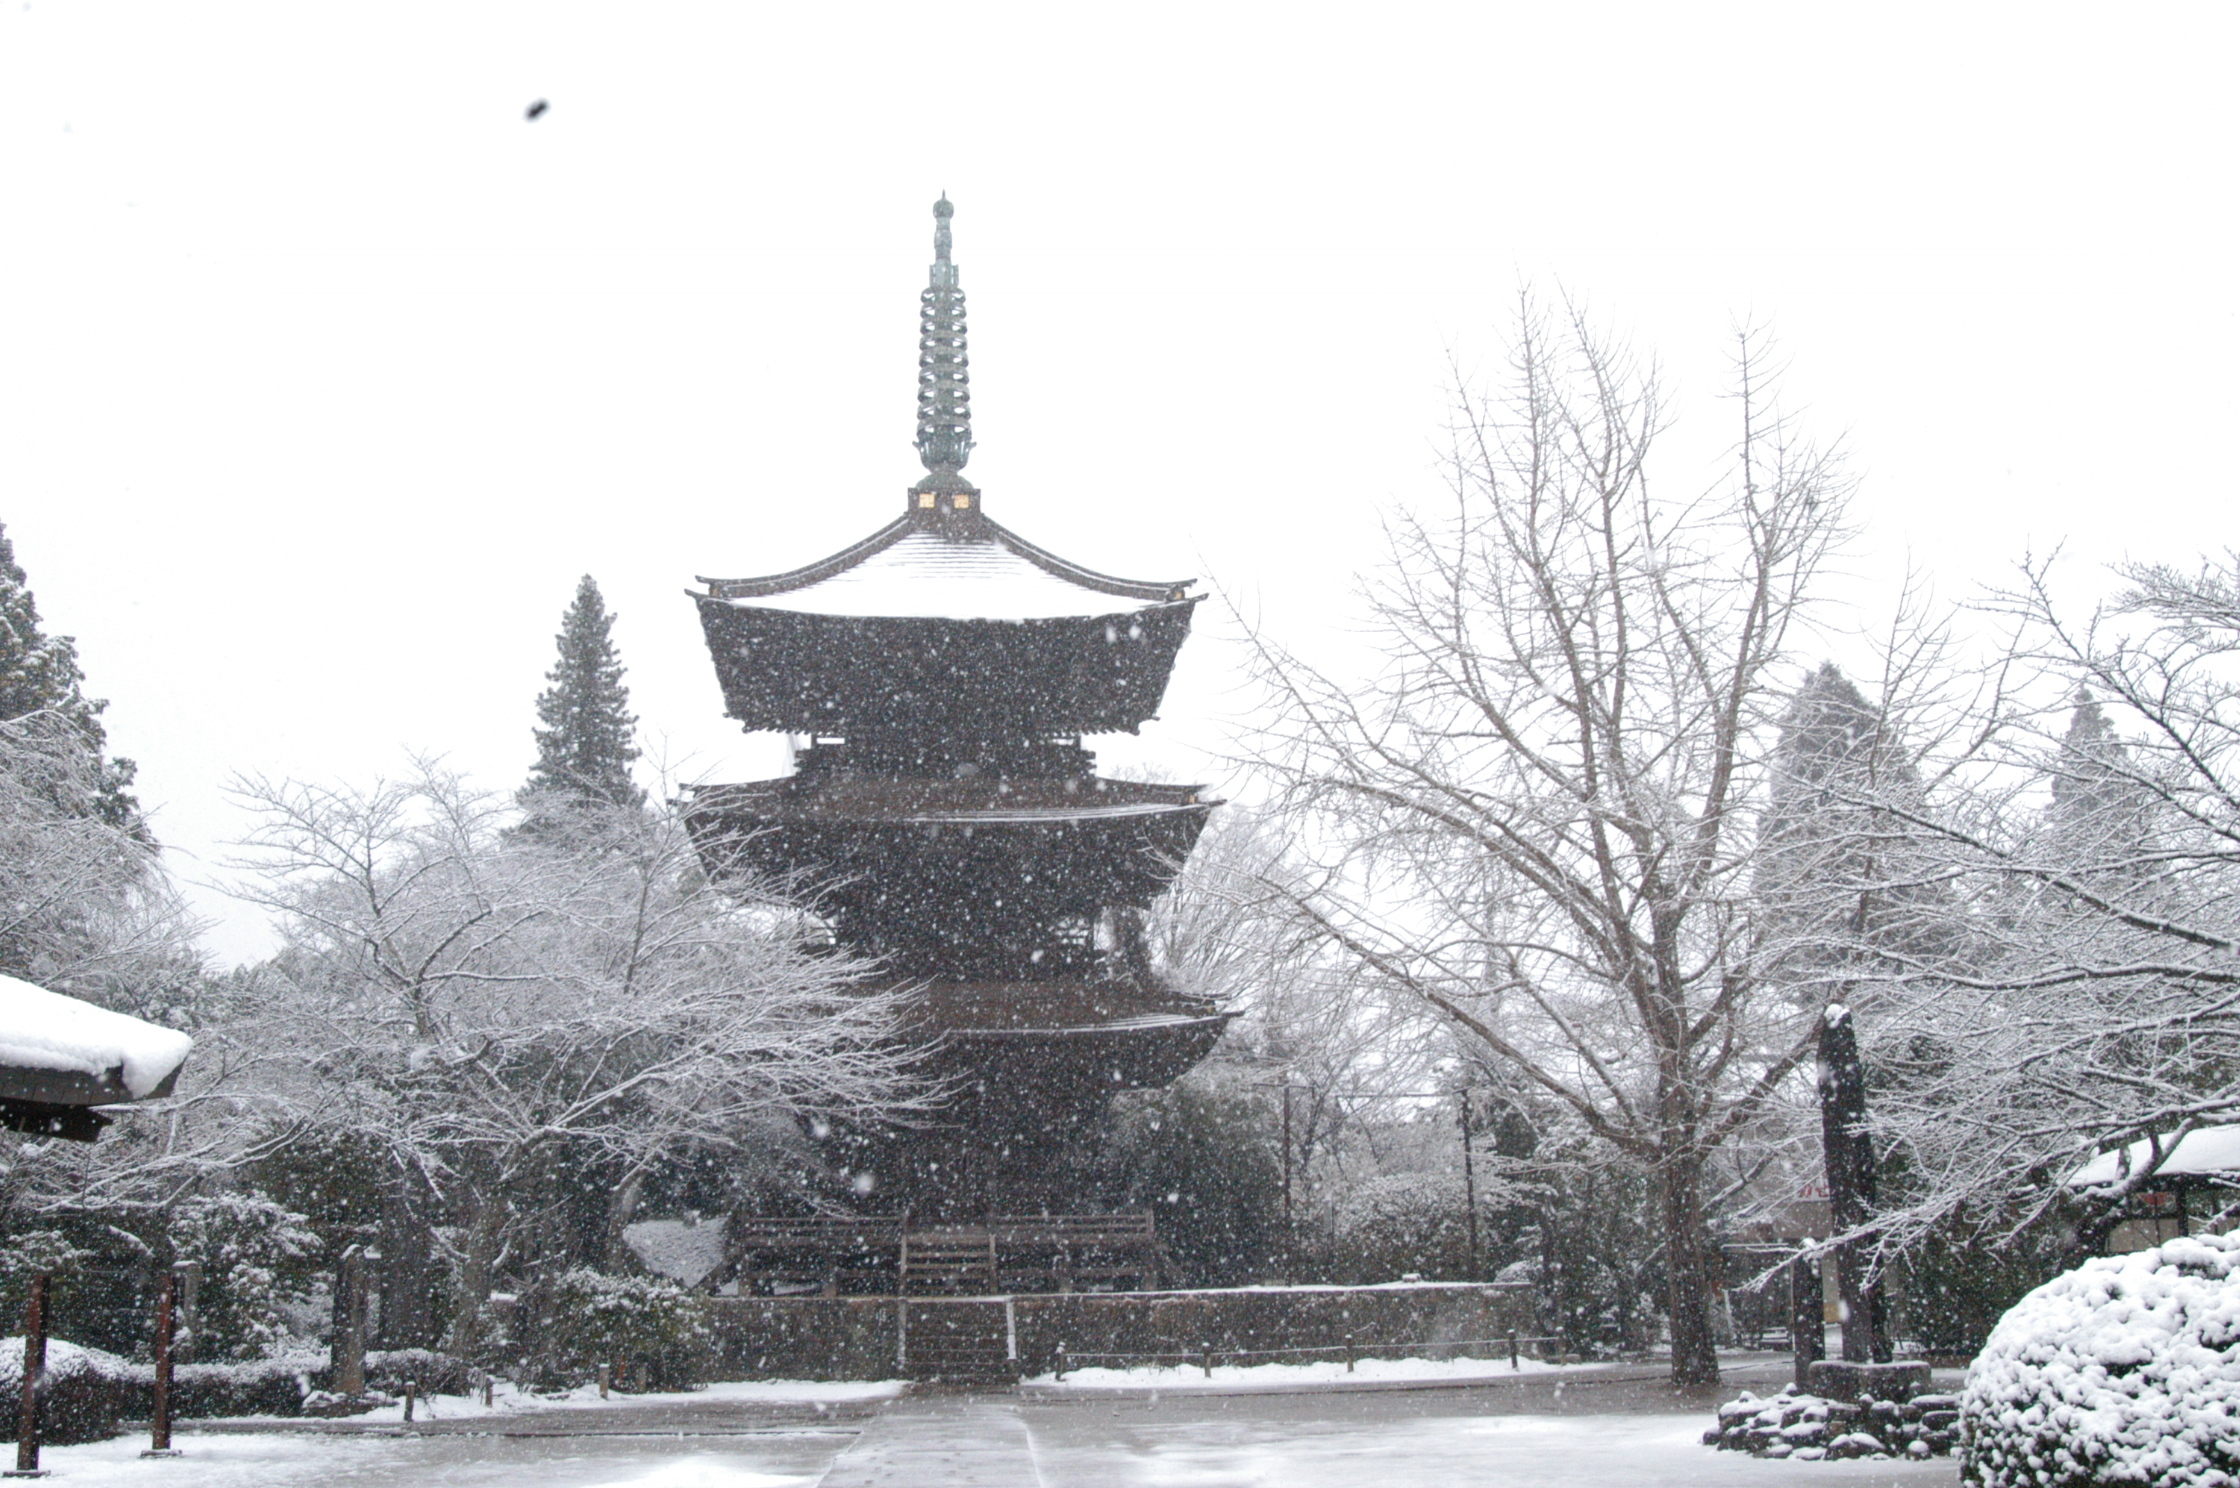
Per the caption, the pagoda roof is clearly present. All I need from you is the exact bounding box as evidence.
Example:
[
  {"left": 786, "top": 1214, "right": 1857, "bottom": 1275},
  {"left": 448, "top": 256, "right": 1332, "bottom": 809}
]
[{"left": 699, "top": 511, "right": 1194, "bottom": 621}]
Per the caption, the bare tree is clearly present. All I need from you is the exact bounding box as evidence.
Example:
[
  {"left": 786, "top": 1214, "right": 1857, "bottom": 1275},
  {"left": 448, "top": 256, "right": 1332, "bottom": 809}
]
[
  {"left": 224, "top": 766, "right": 928, "bottom": 1353},
  {"left": 1241, "top": 298, "right": 1853, "bottom": 1383},
  {"left": 1148, "top": 808, "right": 1442, "bottom": 1228}
]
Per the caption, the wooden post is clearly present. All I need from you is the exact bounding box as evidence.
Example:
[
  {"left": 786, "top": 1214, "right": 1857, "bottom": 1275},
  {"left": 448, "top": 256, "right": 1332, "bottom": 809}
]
[
  {"left": 1508, "top": 1328, "right": 1519, "bottom": 1371},
  {"left": 143, "top": 1270, "right": 182, "bottom": 1457},
  {"left": 9, "top": 1274, "right": 50, "bottom": 1479},
  {"left": 1280, "top": 1087, "right": 1293, "bottom": 1239},
  {"left": 1200, "top": 1346, "right": 1212, "bottom": 1379}
]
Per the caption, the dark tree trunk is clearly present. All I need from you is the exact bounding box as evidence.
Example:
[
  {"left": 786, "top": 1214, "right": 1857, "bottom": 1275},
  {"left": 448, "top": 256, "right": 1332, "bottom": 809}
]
[
  {"left": 1818, "top": 1003, "right": 1888, "bottom": 1363},
  {"left": 1658, "top": 1155, "right": 1721, "bottom": 1387},
  {"left": 378, "top": 1174, "right": 440, "bottom": 1349},
  {"left": 446, "top": 1193, "right": 510, "bottom": 1358}
]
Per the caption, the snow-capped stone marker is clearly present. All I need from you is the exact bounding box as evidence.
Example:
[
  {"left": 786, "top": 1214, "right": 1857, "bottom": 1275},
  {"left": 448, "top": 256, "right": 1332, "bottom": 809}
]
[{"left": 0, "top": 974, "right": 194, "bottom": 1143}]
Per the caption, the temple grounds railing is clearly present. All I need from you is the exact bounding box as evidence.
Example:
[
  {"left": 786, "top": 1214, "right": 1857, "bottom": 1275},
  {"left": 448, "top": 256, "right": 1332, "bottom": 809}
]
[{"left": 1050, "top": 1331, "right": 1569, "bottom": 1380}]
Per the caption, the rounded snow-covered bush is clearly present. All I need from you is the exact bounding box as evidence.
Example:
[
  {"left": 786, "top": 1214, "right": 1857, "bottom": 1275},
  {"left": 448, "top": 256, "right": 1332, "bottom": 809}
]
[
  {"left": 1959, "top": 1231, "right": 2240, "bottom": 1487},
  {"left": 526, "top": 1269, "right": 713, "bottom": 1389}
]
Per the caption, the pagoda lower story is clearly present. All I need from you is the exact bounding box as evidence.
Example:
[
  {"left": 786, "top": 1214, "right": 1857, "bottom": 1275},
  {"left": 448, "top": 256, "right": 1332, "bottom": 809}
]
[
  {"left": 685, "top": 759, "right": 1229, "bottom": 1220},
  {"left": 680, "top": 196, "right": 1229, "bottom": 1238}
]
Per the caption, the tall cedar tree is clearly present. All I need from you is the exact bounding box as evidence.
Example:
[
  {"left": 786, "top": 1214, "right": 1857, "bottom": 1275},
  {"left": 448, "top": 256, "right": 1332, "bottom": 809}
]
[
  {"left": 523, "top": 576, "right": 644, "bottom": 812},
  {"left": 0, "top": 521, "right": 142, "bottom": 832}
]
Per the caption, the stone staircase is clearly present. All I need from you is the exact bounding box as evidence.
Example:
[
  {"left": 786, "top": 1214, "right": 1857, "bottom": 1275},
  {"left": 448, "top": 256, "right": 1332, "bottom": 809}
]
[{"left": 903, "top": 1299, "right": 1016, "bottom": 1386}]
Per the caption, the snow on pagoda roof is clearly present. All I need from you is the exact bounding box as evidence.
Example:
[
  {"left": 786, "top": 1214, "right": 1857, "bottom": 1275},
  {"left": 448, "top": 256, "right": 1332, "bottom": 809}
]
[
  {"left": 2067, "top": 1125, "right": 2240, "bottom": 1188},
  {"left": 701, "top": 516, "right": 1193, "bottom": 622},
  {"left": 0, "top": 975, "right": 194, "bottom": 1102}
]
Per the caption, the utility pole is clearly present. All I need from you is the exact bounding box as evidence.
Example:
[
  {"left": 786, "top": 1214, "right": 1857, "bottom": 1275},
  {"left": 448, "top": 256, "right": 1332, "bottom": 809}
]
[{"left": 1458, "top": 1090, "right": 1480, "bottom": 1280}]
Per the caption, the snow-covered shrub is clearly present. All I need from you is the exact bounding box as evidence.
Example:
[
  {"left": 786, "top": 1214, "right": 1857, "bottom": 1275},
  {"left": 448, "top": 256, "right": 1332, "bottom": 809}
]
[
  {"left": 1959, "top": 1231, "right": 2240, "bottom": 1487},
  {"left": 167, "top": 1194, "right": 321, "bottom": 1359},
  {"left": 1326, "top": 1172, "right": 1476, "bottom": 1283},
  {"left": 0, "top": 1337, "right": 134, "bottom": 1444},
  {"left": 362, "top": 1347, "right": 470, "bottom": 1397},
  {"left": 528, "top": 1269, "right": 712, "bottom": 1389}
]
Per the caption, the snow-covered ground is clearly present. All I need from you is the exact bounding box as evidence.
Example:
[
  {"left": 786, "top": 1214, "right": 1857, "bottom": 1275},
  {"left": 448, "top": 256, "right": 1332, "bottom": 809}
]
[
  {"left": 22, "top": 1390, "right": 1960, "bottom": 1486},
  {"left": 23, "top": 1430, "right": 842, "bottom": 1488},
  {"left": 1030, "top": 1351, "right": 1598, "bottom": 1393}
]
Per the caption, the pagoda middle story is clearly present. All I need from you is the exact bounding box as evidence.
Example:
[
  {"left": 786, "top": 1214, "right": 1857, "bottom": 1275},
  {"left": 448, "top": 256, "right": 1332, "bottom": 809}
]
[{"left": 684, "top": 197, "right": 1229, "bottom": 1219}]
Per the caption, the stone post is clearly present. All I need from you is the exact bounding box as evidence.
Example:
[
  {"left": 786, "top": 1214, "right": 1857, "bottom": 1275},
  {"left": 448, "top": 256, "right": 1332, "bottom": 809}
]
[{"left": 331, "top": 1245, "right": 368, "bottom": 1399}]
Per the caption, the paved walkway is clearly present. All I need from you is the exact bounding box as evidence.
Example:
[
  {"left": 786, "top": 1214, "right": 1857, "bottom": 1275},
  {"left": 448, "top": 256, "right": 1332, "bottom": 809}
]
[{"left": 47, "top": 1364, "right": 1963, "bottom": 1486}]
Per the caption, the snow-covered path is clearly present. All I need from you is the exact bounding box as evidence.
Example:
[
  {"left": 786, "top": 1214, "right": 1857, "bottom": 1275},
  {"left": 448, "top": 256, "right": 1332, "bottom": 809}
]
[{"left": 27, "top": 1385, "right": 1962, "bottom": 1486}]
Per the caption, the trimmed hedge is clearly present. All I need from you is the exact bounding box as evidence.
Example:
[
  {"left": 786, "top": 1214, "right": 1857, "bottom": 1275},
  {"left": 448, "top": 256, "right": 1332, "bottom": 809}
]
[{"left": 0, "top": 1339, "right": 474, "bottom": 1441}]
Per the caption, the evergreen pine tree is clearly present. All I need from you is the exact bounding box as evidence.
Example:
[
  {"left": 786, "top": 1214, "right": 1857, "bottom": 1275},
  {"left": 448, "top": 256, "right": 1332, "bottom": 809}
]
[
  {"left": 522, "top": 576, "right": 644, "bottom": 813},
  {"left": 2048, "top": 687, "right": 2150, "bottom": 863},
  {"left": 0, "top": 521, "right": 141, "bottom": 831},
  {"left": 1757, "top": 662, "right": 1923, "bottom": 937}
]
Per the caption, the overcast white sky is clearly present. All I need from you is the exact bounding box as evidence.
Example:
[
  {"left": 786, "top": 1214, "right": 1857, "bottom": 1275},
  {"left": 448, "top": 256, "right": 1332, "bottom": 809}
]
[{"left": 2, "top": 2, "right": 2233, "bottom": 964}]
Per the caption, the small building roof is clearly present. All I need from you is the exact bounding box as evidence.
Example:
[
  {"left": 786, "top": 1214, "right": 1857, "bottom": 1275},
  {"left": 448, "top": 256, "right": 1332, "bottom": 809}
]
[
  {"left": 0, "top": 975, "right": 193, "bottom": 1105},
  {"left": 700, "top": 514, "right": 1192, "bottom": 621},
  {"left": 621, "top": 1216, "right": 729, "bottom": 1290},
  {"left": 2067, "top": 1125, "right": 2240, "bottom": 1189}
]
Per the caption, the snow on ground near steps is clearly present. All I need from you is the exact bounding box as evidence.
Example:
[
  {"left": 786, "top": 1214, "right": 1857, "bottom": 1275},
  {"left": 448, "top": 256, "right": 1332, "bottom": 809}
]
[
  {"left": 0, "top": 974, "right": 192, "bottom": 1097},
  {"left": 1030, "top": 1351, "right": 1595, "bottom": 1391}
]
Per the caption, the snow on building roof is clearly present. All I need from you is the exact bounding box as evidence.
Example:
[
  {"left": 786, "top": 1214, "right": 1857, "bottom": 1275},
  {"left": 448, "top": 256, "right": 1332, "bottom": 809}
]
[
  {"left": 2066, "top": 1125, "right": 2240, "bottom": 1188},
  {"left": 700, "top": 516, "right": 1193, "bottom": 622},
  {"left": 622, "top": 1216, "right": 730, "bottom": 1289},
  {"left": 0, "top": 975, "right": 194, "bottom": 1102}
]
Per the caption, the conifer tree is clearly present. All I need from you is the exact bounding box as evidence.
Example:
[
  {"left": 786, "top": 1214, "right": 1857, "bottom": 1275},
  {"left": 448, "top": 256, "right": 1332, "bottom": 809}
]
[
  {"left": 2048, "top": 687, "right": 2150, "bottom": 864},
  {"left": 522, "top": 576, "right": 644, "bottom": 812},
  {"left": 0, "top": 521, "right": 141, "bottom": 831}
]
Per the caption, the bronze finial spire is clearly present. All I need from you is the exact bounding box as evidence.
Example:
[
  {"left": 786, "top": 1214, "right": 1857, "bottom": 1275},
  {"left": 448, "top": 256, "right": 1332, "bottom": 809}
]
[{"left": 914, "top": 195, "right": 975, "bottom": 486}]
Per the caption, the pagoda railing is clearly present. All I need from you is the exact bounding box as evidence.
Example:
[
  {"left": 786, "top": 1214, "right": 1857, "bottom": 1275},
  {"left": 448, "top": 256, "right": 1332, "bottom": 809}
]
[{"left": 723, "top": 1212, "right": 1165, "bottom": 1296}]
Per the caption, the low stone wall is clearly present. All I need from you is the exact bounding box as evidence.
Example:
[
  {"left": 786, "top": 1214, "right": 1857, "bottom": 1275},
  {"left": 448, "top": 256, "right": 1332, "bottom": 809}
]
[{"left": 708, "top": 1282, "right": 1532, "bottom": 1380}]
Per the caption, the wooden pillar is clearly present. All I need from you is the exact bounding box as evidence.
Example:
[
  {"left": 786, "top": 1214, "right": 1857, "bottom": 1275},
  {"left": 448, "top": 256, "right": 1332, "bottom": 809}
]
[
  {"left": 9, "top": 1274, "right": 49, "bottom": 1479},
  {"left": 144, "top": 1270, "right": 182, "bottom": 1457}
]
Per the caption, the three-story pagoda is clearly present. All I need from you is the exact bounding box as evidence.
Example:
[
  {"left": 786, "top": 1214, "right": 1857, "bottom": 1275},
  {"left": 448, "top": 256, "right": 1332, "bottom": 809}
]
[{"left": 685, "top": 198, "right": 1227, "bottom": 1215}]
